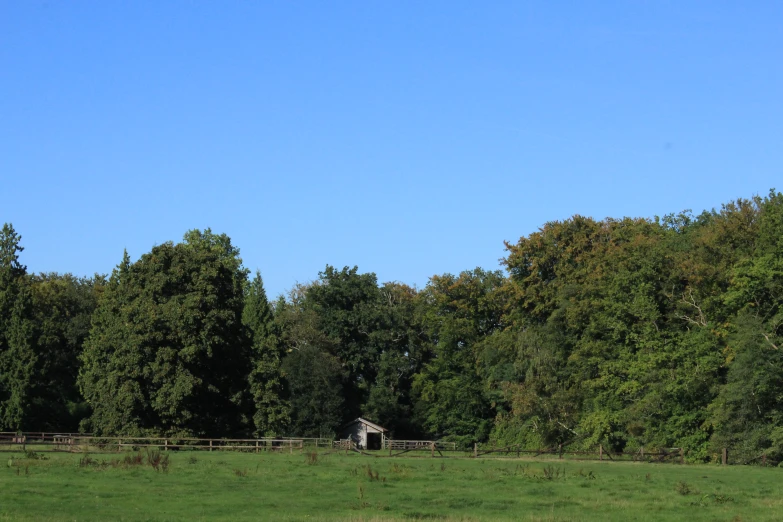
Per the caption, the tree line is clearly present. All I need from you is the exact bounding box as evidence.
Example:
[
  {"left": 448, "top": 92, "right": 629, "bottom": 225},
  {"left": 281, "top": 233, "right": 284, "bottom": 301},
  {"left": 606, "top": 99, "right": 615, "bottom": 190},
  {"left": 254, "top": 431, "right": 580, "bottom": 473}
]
[{"left": 1, "top": 190, "right": 782, "bottom": 462}]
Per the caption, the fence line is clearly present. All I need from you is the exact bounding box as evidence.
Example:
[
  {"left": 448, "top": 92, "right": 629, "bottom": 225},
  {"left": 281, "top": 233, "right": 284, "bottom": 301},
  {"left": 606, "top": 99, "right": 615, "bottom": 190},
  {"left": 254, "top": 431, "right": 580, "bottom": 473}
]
[
  {"left": 2, "top": 432, "right": 775, "bottom": 466},
  {"left": 0, "top": 433, "right": 330, "bottom": 453},
  {"left": 383, "top": 439, "right": 457, "bottom": 451}
]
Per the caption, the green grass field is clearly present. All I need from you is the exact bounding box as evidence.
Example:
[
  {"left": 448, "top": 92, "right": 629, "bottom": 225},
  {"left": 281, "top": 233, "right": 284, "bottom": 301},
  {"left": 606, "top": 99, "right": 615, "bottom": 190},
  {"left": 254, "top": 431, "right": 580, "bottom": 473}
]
[{"left": 1, "top": 449, "right": 780, "bottom": 521}]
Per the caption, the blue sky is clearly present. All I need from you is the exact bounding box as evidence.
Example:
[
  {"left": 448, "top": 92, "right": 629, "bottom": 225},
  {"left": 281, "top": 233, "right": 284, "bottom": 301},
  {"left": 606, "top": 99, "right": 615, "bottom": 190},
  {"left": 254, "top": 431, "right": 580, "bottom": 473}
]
[{"left": 2, "top": 1, "right": 781, "bottom": 298}]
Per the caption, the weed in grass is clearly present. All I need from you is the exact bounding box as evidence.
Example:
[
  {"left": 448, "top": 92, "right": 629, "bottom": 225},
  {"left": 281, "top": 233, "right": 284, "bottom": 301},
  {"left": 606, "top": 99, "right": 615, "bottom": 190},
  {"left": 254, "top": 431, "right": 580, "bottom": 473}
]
[
  {"left": 390, "top": 463, "right": 411, "bottom": 476},
  {"left": 78, "top": 454, "right": 96, "bottom": 468},
  {"left": 23, "top": 450, "right": 47, "bottom": 460},
  {"left": 76, "top": 450, "right": 169, "bottom": 473},
  {"left": 122, "top": 452, "right": 144, "bottom": 467},
  {"left": 675, "top": 481, "right": 692, "bottom": 495},
  {"left": 234, "top": 468, "right": 248, "bottom": 477},
  {"left": 542, "top": 465, "right": 564, "bottom": 480},
  {"left": 305, "top": 451, "right": 319, "bottom": 465},
  {"left": 349, "top": 481, "right": 371, "bottom": 510},
  {"left": 365, "top": 465, "right": 384, "bottom": 482},
  {"left": 574, "top": 468, "right": 595, "bottom": 480},
  {"left": 440, "top": 462, "right": 446, "bottom": 472},
  {"left": 145, "top": 449, "right": 169, "bottom": 472},
  {"left": 187, "top": 455, "right": 198, "bottom": 465},
  {"left": 691, "top": 493, "right": 735, "bottom": 506}
]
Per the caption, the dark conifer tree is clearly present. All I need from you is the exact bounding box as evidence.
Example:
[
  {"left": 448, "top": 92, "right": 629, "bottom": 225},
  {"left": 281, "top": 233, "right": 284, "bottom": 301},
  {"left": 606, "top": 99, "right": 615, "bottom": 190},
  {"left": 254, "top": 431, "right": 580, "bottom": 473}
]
[
  {"left": 244, "top": 272, "right": 290, "bottom": 437},
  {"left": 0, "top": 224, "right": 36, "bottom": 430}
]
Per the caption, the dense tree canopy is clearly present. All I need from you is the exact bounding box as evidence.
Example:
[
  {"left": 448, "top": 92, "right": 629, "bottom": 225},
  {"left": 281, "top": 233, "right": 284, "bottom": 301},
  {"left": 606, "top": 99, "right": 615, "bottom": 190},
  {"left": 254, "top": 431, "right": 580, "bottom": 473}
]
[
  {"left": 78, "top": 230, "right": 251, "bottom": 437},
  {"left": 2, "top": 189, "right": 783, "bottom": 462}
]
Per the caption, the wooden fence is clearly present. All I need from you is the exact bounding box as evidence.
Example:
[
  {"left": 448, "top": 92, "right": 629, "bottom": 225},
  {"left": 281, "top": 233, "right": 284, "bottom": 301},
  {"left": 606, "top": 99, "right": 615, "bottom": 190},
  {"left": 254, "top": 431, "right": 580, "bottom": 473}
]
[
  {"left": 719, "top": 447, "right": 780, "bottom": 467},
  {"left": 0, "top": 433, "right": 330, "bottom": 453},
  {"left": 333, "top": 439, "right": 355, "bottom": 450},
  {"left": 3, "top": 432, "right": 775, "bottom": 466},
  {"left": 383, "top": 439, "right": 457, "bottom": 451},
  {"left": 0, "top": 432, "right": 88, "bottom": 451}
]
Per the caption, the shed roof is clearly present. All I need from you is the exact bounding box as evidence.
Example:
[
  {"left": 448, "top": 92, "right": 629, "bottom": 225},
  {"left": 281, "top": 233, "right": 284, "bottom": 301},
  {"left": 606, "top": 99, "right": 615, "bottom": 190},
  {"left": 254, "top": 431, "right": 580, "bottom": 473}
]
[{"left": 340, "top": 417, "right": 387, "bottom": 432}]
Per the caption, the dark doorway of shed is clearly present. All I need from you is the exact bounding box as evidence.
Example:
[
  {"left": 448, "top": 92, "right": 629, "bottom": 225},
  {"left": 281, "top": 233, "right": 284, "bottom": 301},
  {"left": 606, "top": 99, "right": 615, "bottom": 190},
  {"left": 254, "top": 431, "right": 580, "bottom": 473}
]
[{"left": 366, "top": 433, "right": 382, "bottom": 450}]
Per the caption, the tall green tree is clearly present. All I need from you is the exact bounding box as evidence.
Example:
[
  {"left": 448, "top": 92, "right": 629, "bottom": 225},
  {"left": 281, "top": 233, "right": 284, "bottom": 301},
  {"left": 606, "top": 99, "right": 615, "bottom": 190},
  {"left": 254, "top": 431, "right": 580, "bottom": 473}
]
[
  {"left": 501, "top": 214, "right": 727, "bottom": 455},
  {"left": 710, "top": 191, "right": 783, "bottom": 460},
  {"left": 364, "top": 282, "right": 427, "bottom": 438},
  {"left": 303, "top": 266, "right": 385, "bottom": 419},
  {"left": 412, "top": 268, "right": 506, "bottom": 446},
  {"left": 0, "top": 224, "right": 36, "bottom": 430},
  {"left": 79, "top": 230, "right": 252, "bottom": 437},
  {"left": 275, "top": 270, "right": 425, "bottom": 437},
  {"left": 244, "top": 272, "right": 289, "bottom": 437},
  {"left": 27, "top": 273, "right": 102, "bottom": 431}
]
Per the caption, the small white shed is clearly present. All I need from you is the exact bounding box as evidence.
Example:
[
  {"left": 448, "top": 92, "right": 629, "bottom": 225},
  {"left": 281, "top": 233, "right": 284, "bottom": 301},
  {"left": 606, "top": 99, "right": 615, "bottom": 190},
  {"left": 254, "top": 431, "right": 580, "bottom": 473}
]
[{"left": 339, "top": 418, "right": 388, "bottom": 450}]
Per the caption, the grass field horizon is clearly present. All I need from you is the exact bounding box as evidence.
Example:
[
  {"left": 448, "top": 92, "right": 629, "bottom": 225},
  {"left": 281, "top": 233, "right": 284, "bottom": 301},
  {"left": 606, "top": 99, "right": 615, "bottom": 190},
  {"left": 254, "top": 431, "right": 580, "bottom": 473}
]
[{"left": 2, "top": 449, "right": 781, "bottom": 521}]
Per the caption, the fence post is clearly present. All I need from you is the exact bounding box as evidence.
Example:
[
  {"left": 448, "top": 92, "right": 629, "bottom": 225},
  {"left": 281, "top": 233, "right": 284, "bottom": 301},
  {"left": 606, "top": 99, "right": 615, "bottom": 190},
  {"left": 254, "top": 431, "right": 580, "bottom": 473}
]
[
  {"left": 722, "top": 448, "right": 728, "bottom": 466},
  {"left": 431, "top": 442, "right": 435, "bottom": 458},
  {"left": 209, "top": 440, "right": 213, "bottom": 452},
  {"left": 473, "top": 443, "right": 477, "bottom": 458},
  {"left": 118, "top": 438, "right": 121, "bottom": 452},
  {"left": 641, "top": 446, "right": 644, "bottom": 461},
  {"left": 679, "top": 447, "right": 684, "bottom": 465},
  {"left": 389, "top": 440, "right": 393, "bottom": 457},
  {"left": 762, "top": 454, "right": 767, "bottom": 467},
  {"left": 558, "top": 444, "right": 563, "bottom": 460},
  {"left": 599, "top": 445, "right": 603, "bottom": 461},
  {"left": 256, "top": 440, "right": 259, "bottom": 454},
  {"left": 164, "top": 439, "right": 168, "bottom": 451}
]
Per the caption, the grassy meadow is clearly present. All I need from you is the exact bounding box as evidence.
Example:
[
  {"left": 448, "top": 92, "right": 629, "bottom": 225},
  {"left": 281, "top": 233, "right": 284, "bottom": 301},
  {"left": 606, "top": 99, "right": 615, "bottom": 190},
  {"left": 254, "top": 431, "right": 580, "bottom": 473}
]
[{"left": 1, "top": 449, "right": 781, "bottom": 521}]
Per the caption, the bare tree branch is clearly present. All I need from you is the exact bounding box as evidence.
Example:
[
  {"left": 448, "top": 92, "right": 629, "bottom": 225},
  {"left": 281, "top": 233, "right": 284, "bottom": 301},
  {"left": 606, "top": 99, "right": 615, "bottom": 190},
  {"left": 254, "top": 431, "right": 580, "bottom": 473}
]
[{"left": 761, "top": 331, "right": 779, "bottom": 351}]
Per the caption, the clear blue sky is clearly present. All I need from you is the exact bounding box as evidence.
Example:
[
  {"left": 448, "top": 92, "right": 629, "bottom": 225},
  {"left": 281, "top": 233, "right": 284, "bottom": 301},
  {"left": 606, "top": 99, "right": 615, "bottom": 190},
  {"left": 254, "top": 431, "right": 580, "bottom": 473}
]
[{"left": 2, "top": 1, "right": 781, "bottom": 298}]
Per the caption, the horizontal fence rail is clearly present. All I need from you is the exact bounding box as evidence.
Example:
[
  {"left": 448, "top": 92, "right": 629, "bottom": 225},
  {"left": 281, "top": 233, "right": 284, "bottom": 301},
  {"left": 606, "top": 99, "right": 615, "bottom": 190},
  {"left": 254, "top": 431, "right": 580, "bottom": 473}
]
[
  {"left": 333, "top": 439, "right": 355, "bottom": 450},
  {"left": 383, "top": 440, "right": 457, "bottom": 451},
  {"left": 0, "top": 434, "right": 331, "bottom": 453},
  {"left": 2, "top": 432, "right": 775, "bottom": 466}
]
